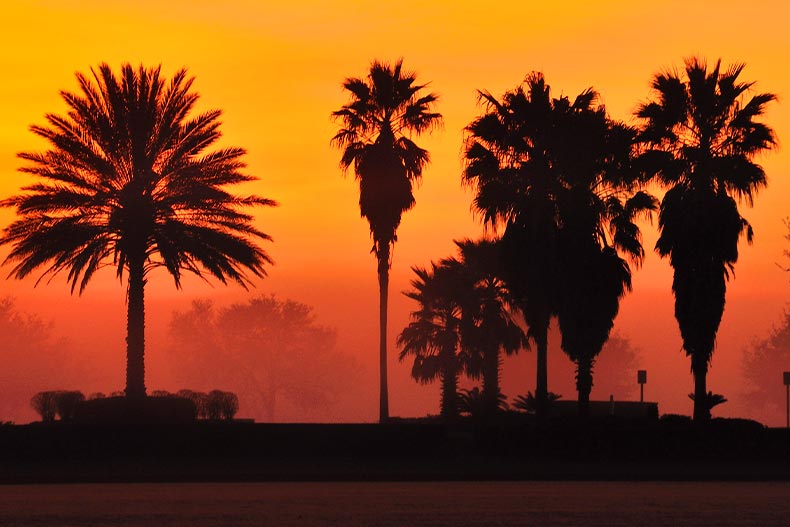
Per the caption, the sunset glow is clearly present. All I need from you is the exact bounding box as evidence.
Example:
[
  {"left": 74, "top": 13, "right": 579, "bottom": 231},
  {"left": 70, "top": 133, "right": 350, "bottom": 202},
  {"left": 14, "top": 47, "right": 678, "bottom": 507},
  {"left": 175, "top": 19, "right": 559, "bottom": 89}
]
[{"left": 1, "top": 0, "right": 789, "bottom": 425}]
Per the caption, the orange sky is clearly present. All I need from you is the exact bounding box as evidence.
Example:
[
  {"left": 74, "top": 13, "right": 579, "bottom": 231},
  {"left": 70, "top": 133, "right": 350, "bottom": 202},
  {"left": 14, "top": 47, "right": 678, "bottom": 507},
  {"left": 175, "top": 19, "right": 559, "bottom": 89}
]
[{"left": 1, "top": 0, "right": 789, "bottom": 424}]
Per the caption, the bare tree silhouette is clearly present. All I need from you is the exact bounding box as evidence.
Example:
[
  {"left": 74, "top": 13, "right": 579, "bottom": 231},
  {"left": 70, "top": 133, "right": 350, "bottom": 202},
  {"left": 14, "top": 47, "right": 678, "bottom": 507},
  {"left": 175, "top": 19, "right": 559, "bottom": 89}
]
[
  {"left": 332, "top": 59, "right": 441, "bottom": 422},
  {"left": 0, "top": 64, "right": 275, "bottom": 399},
  {"left": 637, "top": 58, "right": 776, "bottom": 421}
]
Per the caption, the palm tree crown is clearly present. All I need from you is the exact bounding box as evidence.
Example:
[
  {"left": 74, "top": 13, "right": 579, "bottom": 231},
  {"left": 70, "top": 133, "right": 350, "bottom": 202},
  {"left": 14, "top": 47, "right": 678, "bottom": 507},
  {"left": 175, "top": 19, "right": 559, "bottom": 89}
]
[
  {"left": 1, "top": 63, "right": 275, "bottom": 397},
  {"left": 331, "top": 59, "right": 441, "bottom": 422},
  {"left": 636, "top": 57, "right": 776, "bottom": 420}
]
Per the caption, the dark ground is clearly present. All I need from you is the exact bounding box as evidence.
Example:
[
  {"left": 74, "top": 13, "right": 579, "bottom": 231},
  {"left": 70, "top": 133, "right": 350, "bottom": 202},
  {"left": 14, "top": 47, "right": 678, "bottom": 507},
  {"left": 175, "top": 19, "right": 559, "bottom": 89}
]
[{"left": 1, "top": 417, "right": 788, "bottom": 483}]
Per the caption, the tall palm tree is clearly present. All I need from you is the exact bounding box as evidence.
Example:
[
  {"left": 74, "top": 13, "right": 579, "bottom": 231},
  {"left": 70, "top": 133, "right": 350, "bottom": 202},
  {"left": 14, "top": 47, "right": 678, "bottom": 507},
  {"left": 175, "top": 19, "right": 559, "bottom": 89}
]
[
  {"left": 398, "top": 263, "right": 466, "bottom": 420},
  {"left": 463, "top": 73, "right": 584, "bottom": 418},
  {"left": 551, "top": 99, "right": 656, "bottom": 417},
  {"left": 449, "top": 239, "right": 526, "bottom": 417},
  {"left": 331, "top": 59, "right": 442, "bottom": 422},
  {"left": 0, "top": 63, "right": 275, "bottom": 398},
  {"left": 636, "top": 58, "right": 776, "bottom": 421}
]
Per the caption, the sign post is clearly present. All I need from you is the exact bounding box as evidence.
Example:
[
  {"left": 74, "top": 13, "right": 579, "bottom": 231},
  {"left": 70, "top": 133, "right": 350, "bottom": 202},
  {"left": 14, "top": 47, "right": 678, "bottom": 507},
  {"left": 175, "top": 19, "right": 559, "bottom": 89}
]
[
  {"left": 784, "top": 372, "right": 790, "bottom": 429},
  {"left": 638, "top": 370, "right": 647, "bottom": 403}
]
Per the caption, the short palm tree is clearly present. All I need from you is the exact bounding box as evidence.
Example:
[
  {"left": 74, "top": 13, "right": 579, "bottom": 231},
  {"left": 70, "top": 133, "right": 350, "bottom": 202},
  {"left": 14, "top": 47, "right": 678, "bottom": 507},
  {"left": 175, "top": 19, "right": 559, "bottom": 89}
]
[
  {"left": 398, "top": 263, "right": 466, "bottom": 420},
  {"left": 332, "top": 59, "right": 441, "bottom": 422},
  {"left": 449, "top": 239, "right": 526, "bottom": 417},
  {"left": 636, "top": 58, "right": 776, "bottom": 421},
  {"left": 0, "top": 63, "right": 275, "bottom": 398}
]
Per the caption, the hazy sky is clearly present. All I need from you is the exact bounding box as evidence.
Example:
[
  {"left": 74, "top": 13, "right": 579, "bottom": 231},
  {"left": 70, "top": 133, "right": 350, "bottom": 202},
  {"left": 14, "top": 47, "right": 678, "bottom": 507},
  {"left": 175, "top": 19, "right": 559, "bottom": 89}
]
[{"left": 1, "top": 0, "right": 789, "bottom": 424}]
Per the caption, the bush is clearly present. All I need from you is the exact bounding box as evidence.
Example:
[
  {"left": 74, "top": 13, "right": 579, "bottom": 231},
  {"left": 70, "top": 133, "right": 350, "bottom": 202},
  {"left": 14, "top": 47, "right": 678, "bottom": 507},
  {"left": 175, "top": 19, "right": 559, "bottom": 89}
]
[
  {"left": 54, "top": 391, "right": 85, "bottom": 421},
  {"left": 73, "top": 396, "right": 197, "bottom": 424},
  {"left": 30, "top": 391, "right": 58, "bottom": 422},
  {"left": 206, "top": 390, "right": 239, "bottom": 420}
]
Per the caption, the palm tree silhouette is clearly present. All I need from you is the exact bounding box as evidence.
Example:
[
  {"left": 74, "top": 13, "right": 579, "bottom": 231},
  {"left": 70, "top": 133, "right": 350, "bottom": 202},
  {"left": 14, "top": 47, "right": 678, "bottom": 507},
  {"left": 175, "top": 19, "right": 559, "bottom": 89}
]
[
  {"left": 464, "top": 73, "right": 575, "bottom": 418},
  {"left": 398, "top": 263, "right": 467, "bottom": 420},
  {"left": 332, "top": 59, "right": 442, "bottom": 422},
  {"left": 448, "top": 239, "right": 526, "bottom": 417},
  {"left": 1, "top": 64, "right": 275, "bottom": 398},
  {"left": 637, "top": 58, "right": 776, "bottom": 421},
  {"left": 551, "top": 94, "right": 656, "bottom": 417}
]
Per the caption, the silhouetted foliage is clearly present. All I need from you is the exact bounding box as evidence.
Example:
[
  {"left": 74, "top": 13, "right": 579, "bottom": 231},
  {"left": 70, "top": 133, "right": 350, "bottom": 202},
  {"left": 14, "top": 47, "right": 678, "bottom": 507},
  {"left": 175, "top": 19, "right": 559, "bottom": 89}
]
[
  {"left": 591, "top": 332, "right": 643, "bottom": 400},
  {"left": 458, "top": 387, "right": 509, "bottom": 418},
  {"left": 169, "top": 296, "right": 359, "bottom": 422},
  {"left": 30, "top": 391, "right": 58, "bottom": 422},
  {"left": 177, "top": 389, "right": 209, "bottom": 419},
  {"left": 636, "top": 58, "right": 776, "bottom": 421},
  {"left": 398, "top": 263, "right": 467, "bottom": 420},
  {"left": 443, "top": 239, "right": 526, "bottom": 417},
  {"left": 689, "top": 391, "right": 728, "bottom": 413},
  {"left": 53, "top": 390, "right": 85, "bottom": 421},
  {"left": 0, "top": 63, "right": 275, "bottom": 399},
  {"left": 742, "top": 310, "right": 790, "bottom": 418},
  {"left": 512, "top": 391, "right": 562, "bottom": 414},
  {"left": 0, "top": 298, "right": 82, "bottom": 422},
  {"left": 463, "top": 73, "right": 570, "bottom": 418},
  {"left": 206, "top": 390, "right": 240, "bottom": 420},
  {"left": 332, "top": 59, "right": 442, "bottom": 422},
  {"left": 88, "top": 392, "right": 106, "bottom": 400}
]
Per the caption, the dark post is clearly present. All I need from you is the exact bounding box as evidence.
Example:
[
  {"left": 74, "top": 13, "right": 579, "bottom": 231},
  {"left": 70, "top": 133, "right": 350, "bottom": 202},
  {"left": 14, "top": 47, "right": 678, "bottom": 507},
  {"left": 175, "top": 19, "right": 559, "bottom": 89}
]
[
  {"left": 637, "top": 370, "right": 647, "bottom": 403},
  {"left": 784, "top": 372, "right": 790, "bottom": 429}
]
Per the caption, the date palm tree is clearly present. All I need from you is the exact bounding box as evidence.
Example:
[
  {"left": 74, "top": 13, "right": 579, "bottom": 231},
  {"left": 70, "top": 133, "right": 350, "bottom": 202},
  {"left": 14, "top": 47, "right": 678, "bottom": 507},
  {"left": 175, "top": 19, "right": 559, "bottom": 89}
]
[
  {"left": 636, "top": 58, "right": 776, "bottom": 421},
  {"left": 332, "top": 59, "right": 441, "bottom": 422},
  {"left": 0, "top": 63, "right": 275, "bottom": 398},
  {"left": 398, "top": 263, "right": 467, "bottom": 420}
]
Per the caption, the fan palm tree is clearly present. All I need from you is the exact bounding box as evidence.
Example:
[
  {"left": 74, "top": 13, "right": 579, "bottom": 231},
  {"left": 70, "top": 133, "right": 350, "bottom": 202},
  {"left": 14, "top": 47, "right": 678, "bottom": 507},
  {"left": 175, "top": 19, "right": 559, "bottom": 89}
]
[
  {"left": 448, "top": 239, "right": 527, "bottom": 417},
  {"left": 636, "top": 58, "right": 776, "bottom": 421},
  {"left": 551, "top": 99, "right": 656, "bottom": 417},
  {"left": 463, "top": 73, "right": 587, "bottom": 418},
  {"left": 398, "top": 263, "right": 467, "bottom": 420},
  {"left": 0, "top": 63, "right": 275, "bottom": 399},
  {"left": 331, "top": 59, "right": 442, "bottom": 422}
]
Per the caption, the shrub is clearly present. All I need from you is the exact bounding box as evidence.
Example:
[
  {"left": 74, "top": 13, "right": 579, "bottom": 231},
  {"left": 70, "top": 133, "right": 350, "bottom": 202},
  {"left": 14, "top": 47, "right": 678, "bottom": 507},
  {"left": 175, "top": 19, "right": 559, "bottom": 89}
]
[
  {"left": 30, "top": 391, "right": 58, "bottom": 422},
  {"left": 53, "top": 390, "right": 85, "bottom": 421}
]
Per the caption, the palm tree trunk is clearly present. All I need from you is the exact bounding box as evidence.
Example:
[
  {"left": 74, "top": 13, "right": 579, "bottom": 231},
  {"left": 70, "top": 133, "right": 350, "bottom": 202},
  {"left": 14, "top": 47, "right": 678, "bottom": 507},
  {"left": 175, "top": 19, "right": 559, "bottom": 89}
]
[
  {"left": 692, "top": 355, "right": 710, "bottom": 422},
  {"left": 576, "top": 356, "right": 593, "bottom": 418},
  {"left": 377, "top": 244, "right": 390, "bottom": 423},
  {"left": 125, "top": 255, "right": 147, "bottom": 398},
  {"left": 440, "top": 366, "right": 458, "bottom": 420},
  {"left": 534, "top": 318, "right": 550, "bottom": 420},
  {"left": 482, "top": 347, "right": 500, "bottom": 416}
]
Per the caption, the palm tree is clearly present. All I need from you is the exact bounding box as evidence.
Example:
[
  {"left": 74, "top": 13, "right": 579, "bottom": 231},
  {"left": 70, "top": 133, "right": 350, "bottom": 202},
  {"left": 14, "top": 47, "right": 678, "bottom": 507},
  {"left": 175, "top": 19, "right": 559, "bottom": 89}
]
[
  {"left": 449, "top": 239, "right": 526, "bottom": 417},
  {"left": 551, "top": 98, "right": 656, "bottom": 417},
  {"left": 463, "top": 73, "right": 585, "bottom": 418},
  {"left": 0, "top": 63, "right": 275, "bottom": 398},
  {"left": 636, "top": 58, "right": 776, "bottom": 421},
  {"left": 398, "top": 263, "right": 466, "bottom": 420},
  {"left": 331, "top": 59, "right": 442, "bottom": 422}
]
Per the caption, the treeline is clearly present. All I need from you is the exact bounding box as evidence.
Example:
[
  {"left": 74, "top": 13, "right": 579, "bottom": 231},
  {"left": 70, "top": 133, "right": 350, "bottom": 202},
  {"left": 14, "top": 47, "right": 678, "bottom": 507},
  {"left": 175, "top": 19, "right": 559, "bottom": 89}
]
[{"left": 30, "top": 390, "right": 239, "bottom": 422}]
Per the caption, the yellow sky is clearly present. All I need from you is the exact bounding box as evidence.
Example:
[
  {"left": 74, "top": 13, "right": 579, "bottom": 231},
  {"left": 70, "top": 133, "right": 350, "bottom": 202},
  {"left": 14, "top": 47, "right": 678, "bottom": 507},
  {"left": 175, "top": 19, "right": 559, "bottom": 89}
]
[{"left": 1, "top": 1, "right": 789, "bottom": 423}]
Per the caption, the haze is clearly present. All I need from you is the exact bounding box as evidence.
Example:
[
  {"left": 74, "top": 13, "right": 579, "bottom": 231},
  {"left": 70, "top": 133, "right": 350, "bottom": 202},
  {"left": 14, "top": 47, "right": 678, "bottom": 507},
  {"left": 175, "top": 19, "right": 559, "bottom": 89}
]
[{"left": 1, "top": 0, "right": 788, "bottom": 425}]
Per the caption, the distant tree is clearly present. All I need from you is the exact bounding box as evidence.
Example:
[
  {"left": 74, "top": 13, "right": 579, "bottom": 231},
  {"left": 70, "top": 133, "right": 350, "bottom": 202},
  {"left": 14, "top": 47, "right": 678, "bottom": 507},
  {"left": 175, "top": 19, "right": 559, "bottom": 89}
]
[
  {"left": 30, "top": 391, "right": 58, "bottom": 422},
  {"left": 53, "top": 390, "right": 85, "bottom": 421},
  {"left": 205, "top": 390, "right": 239, "bottom": 420},
  {"left": 636, "top": 58, "right": 776, "bottom": 421},
  {"left": 742, "top": 310, "right": 790, "bottom": 416},
  {"left": 591, "top": 332, "right": 643, "bottom": 400},
  {"left": 177, "top": 389, "right": 208, "bottom": 419},
  {"left": 169, "top": 296, "right": 358, "bottom": 422},
  {"left": 0, "top": 298, "right": 80, "bottom": 422},
  {"left": 331, "top": 59, "right": 442, "bottom": 422},
  {"left": 0, "top": 63, "right": 275, "bottom": 399}
]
